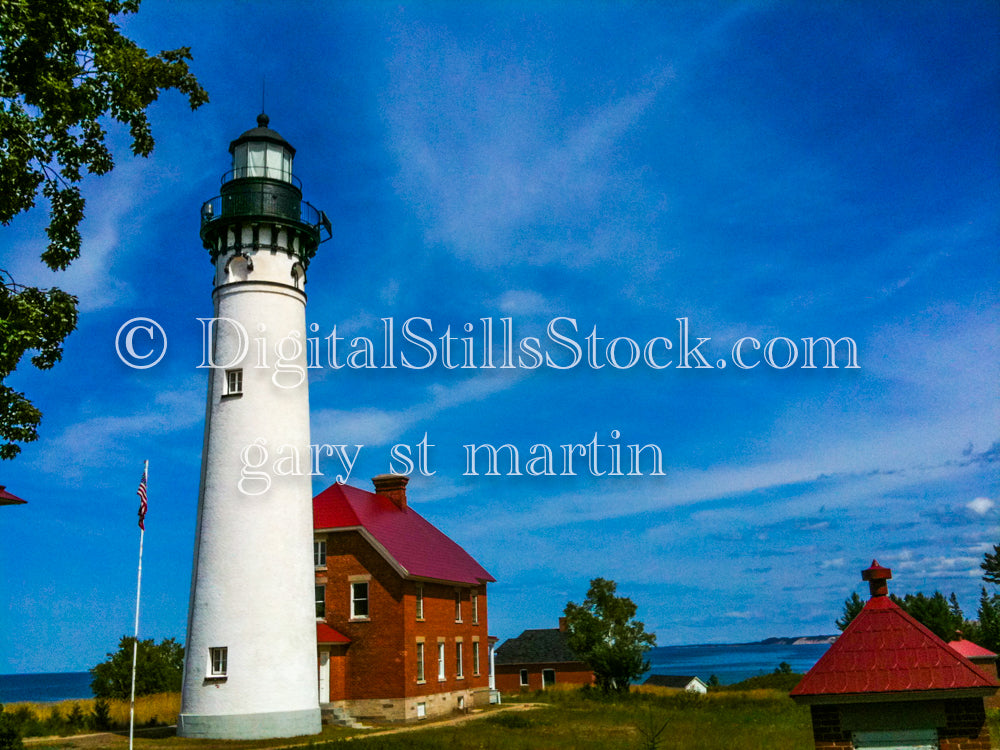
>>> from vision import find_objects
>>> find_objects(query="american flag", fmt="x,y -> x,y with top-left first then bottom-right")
137,466 -> 148,531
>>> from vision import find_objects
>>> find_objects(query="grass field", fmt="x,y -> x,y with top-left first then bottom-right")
7,687 -> 999,750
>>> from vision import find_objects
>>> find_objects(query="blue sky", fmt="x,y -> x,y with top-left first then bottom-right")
2,1 -> 998,673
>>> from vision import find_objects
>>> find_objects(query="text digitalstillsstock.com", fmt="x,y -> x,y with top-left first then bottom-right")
196,316 -> 860,388
236,432 -> 669,494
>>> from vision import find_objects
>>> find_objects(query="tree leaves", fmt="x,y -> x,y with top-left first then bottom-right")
0,0 -> 207,458
564,577 -> 657,695
89,636 -> 184,700
0,275 -> 78,458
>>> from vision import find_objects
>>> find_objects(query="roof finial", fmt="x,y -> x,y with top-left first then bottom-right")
861,559 -> 892,598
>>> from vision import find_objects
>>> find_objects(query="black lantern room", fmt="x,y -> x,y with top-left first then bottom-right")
200,113 -> 330,266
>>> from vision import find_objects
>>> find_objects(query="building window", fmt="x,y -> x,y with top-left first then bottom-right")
454,590 -> 462,622
473,642 -> 480,676
519,669 -> 528,687
437,642 -> 446,681
472,593 -> 479,625
543,669 -> 556,688
416,702 -> 426,719
209,647 -> 228,677
315,585 -> 325,619
351,581 -> 369,619
416,584 -> 424,620
225,369 -> 243,396
313,540 -> 326,568
416,642 -> 425,683
455,642 -> 464,678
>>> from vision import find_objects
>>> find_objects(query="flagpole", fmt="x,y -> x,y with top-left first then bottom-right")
129,460 -> 148,750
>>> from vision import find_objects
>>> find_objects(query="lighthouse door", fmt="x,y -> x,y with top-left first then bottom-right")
318,650 -> 330,703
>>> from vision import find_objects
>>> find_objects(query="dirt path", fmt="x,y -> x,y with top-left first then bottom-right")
310,702 -> 546,744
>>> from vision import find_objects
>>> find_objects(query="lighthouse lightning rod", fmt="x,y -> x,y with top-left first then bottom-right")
128,460 -> 148,750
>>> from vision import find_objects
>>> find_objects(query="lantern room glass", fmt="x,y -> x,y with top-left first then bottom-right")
232,142 -> 293,182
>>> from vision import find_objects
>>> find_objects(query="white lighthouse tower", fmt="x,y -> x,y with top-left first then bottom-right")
179,114 -> 330,739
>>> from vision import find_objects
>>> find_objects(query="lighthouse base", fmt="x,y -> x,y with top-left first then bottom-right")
177,708 -> 321,739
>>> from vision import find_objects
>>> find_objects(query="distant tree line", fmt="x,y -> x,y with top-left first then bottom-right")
837,543 -> 1000,652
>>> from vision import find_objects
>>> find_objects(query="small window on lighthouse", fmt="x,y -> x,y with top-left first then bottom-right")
225,369 -> 243,396
208,647 -> 228,678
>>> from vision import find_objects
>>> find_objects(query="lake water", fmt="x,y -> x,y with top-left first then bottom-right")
0,642 -> 831,702
0,672 -> 93,704
647,642 -> 832,685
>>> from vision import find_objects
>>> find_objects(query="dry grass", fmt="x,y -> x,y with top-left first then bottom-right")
7,693 -> 181,730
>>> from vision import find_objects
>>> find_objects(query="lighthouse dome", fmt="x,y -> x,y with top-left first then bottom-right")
229,112 -> 297,156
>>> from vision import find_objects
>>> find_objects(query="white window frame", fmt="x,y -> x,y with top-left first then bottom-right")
543,668 -> 556,688
455,641 -> 464,679
313,539 -> 326,568
454,590 -> 462,622
315,584 -> 325,619
351,581 -> 369,620
472,593 -> 479,625
208,646 -> 228,678
415,584 -> 424,620
437,642 -> 446,681
225,368 -> 243,396
519,669 -> 528,687
416,641 -> 425,683
473,641 -> 480,676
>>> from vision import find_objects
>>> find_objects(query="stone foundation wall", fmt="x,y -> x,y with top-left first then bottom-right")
339,687 -> 481,722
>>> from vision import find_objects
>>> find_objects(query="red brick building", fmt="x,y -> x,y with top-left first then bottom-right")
313,475 -> 495,722
791,561 -> 998,750
494,618 -> 595,692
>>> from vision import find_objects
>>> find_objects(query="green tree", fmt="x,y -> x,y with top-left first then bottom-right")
982,544 -> 1000,585
0,704 -> 24,750
891,592 -> 963,641
978,586 -> 1000,653
836,591 -> 865,631
89,636 -> 184,700
563,578 -> 656,696
0,0 -> 208,458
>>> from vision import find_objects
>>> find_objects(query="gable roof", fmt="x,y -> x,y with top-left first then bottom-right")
495,628 -> 584,665
644,674 -> 704,689
792,586 -> 997,702
313,482 -> 494,586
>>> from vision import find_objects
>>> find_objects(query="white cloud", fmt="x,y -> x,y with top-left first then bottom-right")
311,372 -> 522,447
496,290 -> 553,316
383,24 -> 670,268
33,377 -> 204,478
967,497 -> 995,515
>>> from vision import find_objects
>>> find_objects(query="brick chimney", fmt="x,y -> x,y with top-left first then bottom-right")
558,617 -> 568,632
861,559 -> 892,597
372,474 -> 409,511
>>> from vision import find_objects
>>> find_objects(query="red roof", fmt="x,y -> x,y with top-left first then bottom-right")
317,622 -> 350,644
949,639 -> 998,660
0,486 -> 26,505
313,483 -> 495,586
792,595 -> 997,699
